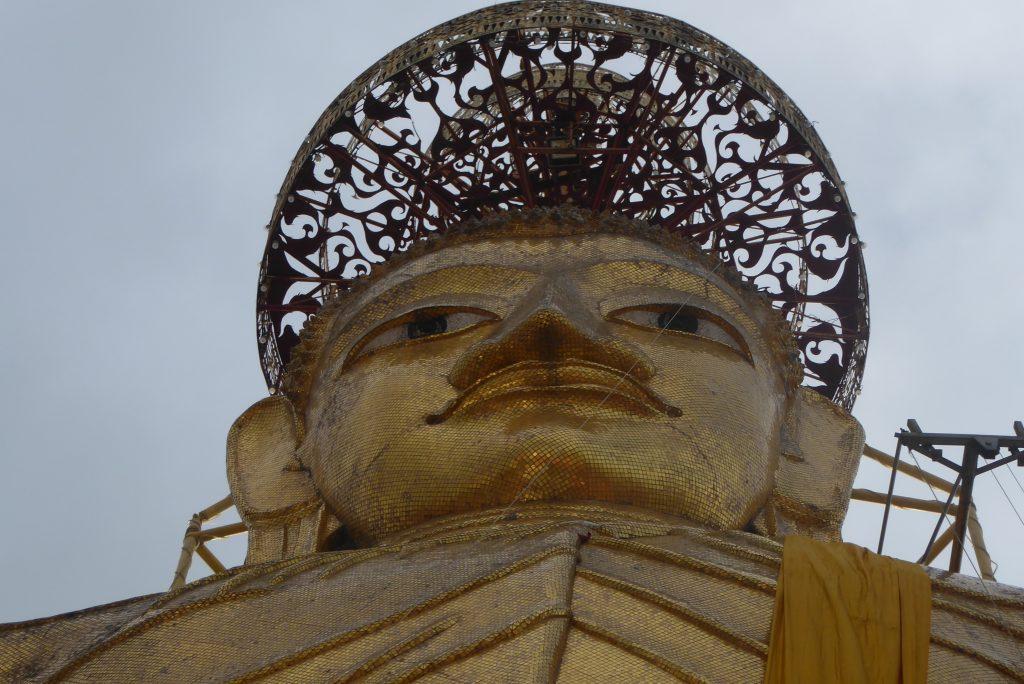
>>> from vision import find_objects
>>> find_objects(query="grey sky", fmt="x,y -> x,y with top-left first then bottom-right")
1,0 -> 1022,622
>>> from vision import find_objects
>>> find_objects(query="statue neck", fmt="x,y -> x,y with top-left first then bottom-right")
375,501 -> 714,547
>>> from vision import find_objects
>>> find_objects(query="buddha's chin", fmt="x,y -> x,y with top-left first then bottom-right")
333,427 -> 745,544
320,402 -> 775,542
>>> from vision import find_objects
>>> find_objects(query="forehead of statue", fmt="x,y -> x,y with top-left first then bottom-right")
316,233 -> 771,364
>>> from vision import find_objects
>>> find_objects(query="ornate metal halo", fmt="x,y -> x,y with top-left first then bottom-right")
257,0 -> 869,409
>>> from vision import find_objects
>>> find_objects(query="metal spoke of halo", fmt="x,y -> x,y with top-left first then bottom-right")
257,1 -> 869,409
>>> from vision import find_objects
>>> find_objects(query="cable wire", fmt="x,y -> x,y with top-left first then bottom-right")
991,469 -> 1024,530
1006,463 -> 1024,499
904,449 -> 992,597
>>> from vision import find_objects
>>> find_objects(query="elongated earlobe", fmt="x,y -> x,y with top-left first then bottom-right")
754,387 -> 865,541
227,395 -> 331,563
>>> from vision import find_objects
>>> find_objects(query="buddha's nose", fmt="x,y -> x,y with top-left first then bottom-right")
448,288 -> 654,391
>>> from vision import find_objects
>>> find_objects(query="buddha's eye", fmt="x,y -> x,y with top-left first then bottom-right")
406,315 -> 448,340
656,310 -> 698,333
345,306 -> 497,367
607,304 -> 751,361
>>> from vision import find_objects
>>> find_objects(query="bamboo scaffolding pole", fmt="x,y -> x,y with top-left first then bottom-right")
195,543 -> 228,575
860,446 -> 997,579
920,525 -> 955,565
169,494 -> 237,591
197,494 -> 234,521
967,504 -> 996,580
863,444 -> 955,493
194,522 -> 247,542
851,488 -> 959,515
170,516 -> 202,591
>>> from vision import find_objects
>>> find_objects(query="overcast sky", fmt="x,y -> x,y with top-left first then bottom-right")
1,0 -> 1022,622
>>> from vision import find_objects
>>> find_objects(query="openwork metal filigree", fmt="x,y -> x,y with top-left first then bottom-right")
257,0 -> 869,408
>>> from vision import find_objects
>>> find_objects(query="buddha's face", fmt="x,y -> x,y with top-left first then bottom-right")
299,231 -> 790,543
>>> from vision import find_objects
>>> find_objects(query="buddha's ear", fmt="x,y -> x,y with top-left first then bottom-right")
757,387 -> 865,541
227,395 -> 325,563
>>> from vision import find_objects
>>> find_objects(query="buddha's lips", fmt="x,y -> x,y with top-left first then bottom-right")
425,360 -> 682,424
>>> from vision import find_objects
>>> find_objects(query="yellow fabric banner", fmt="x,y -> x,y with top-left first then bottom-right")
765,535 -> 931,684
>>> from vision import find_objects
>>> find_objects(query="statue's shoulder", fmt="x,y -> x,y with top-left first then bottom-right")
5,522 -> 1023,682
0,554 -> 300,682
581,521 -> 1024,681
0,592 -> 158,682
0,530 -> 583,682
927,569 -> 1024,680
0,520 -> 780,682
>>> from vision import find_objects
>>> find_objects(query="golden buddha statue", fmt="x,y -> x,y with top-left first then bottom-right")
3,2 -> 1023,682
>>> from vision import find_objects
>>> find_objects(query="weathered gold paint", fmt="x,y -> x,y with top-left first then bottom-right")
3,505 -> 1022,681
2,213 -> 1022,682
301,231 -> 791,544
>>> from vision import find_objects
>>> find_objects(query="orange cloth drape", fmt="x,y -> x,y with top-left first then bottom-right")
765,535 -> 931,684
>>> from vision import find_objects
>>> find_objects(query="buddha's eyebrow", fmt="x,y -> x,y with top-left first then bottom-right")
360,263 -> 540,304
324,263 -> 538,340
574,259 -> 749,306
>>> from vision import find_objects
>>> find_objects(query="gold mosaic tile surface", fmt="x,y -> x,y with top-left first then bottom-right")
2,212 -> 1019,681
3,506 -> 1022,682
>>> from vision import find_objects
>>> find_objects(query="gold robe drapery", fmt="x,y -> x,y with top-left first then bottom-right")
2,505 -> 1020,682
766,536 -> 931,684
